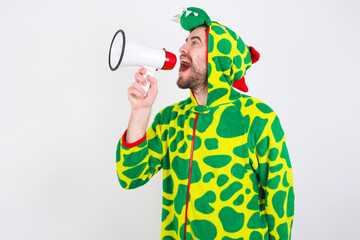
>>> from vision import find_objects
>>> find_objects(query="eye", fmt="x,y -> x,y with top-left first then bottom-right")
191,41 -> 198,46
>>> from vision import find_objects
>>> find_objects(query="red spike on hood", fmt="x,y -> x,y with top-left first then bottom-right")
233,77 -> 248,92
233,47 -> 259,92
249,46 -> 260,64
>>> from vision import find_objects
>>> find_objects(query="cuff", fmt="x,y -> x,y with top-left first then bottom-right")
121,129 -> 146,148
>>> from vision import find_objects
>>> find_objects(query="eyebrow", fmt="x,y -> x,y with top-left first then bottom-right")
185,36 -> 202,43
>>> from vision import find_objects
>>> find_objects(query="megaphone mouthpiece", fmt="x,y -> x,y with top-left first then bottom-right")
162,50 -> 177,70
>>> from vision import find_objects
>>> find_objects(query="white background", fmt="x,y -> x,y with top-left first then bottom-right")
1,0 -> 359,239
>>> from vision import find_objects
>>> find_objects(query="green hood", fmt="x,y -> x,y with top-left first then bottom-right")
177,7 -> 260,108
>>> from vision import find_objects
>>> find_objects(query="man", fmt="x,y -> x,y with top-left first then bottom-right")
116,7 -> 294,240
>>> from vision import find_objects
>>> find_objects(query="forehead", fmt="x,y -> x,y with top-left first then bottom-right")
187,26 -> 207,41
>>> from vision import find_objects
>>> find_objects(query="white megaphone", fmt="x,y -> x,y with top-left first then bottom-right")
108,29 -> 177,92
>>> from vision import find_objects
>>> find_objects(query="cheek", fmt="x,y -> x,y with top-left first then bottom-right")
193,50 -> 207,67
197,55 -> 208,69
201,48 -> 208,65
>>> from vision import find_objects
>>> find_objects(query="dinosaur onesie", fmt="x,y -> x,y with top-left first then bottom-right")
116,7 -> 295,240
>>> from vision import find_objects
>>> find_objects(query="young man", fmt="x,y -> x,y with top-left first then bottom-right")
117,7 -> 294,240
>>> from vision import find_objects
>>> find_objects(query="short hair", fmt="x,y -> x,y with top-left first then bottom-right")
190,24 -> 208,33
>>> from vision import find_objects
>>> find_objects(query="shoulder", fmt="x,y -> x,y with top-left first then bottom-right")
239,94 -> 287,144
159,97 -> 191,115
239,94 -> 278,121
155,97 -> 192,124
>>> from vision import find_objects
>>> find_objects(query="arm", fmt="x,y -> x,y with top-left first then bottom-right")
255,115 -> 295,239
125,68 -> 158,143
116,68 -> 163,189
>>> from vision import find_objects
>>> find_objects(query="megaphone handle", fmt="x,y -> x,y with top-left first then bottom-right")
142,67 -> 157,93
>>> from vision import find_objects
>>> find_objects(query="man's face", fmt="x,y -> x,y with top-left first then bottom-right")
177,26 -> 208,90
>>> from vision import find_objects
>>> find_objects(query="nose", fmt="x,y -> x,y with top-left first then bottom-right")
179,44 -> 188,54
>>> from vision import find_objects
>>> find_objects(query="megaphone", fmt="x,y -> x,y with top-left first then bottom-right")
108,29 -> 177,92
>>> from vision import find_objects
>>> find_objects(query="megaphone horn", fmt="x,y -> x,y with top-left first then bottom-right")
108,29 -> 177,92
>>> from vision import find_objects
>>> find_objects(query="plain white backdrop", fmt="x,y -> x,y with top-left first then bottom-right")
1,0 -> 359,239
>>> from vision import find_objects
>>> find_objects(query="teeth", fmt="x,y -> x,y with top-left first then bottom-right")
180,59 -> 190,65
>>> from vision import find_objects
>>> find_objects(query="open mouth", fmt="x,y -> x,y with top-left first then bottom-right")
180,58 -> 191,74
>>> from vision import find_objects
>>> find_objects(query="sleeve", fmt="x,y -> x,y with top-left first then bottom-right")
116,112 -> 165,190
255,114 -> 295,240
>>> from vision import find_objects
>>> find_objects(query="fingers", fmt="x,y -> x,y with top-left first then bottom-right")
128,68 -> 158,101
138,68 -> 147,75
135,72 -> 148,87
128,81 -> 146,99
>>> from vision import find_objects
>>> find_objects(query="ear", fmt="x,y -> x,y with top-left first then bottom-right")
249,46 -> 260,64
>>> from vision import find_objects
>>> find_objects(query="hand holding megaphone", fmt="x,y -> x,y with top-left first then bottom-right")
136,66 -> 156,93
108,29 -> 177,93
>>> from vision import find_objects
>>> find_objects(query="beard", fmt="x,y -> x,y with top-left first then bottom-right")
177,58 -> 207,91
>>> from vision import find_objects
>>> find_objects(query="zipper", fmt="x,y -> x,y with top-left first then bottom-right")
184,113 -> 199,240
